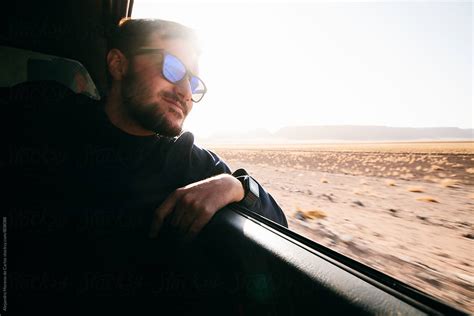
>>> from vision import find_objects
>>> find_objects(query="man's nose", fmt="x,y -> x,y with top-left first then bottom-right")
173,79 -> 192,102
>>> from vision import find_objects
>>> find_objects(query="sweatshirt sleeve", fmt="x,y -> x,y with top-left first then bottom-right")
165,132 -> 288,227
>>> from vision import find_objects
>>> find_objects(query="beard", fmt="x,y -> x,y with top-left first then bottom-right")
121,70 -> 185,137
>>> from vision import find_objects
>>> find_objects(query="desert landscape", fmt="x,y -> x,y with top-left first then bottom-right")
208,141 -> 474,314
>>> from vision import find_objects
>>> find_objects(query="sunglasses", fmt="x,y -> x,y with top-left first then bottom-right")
133,47 -> 207,103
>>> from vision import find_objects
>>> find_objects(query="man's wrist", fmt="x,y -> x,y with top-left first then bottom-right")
233,174 -> 260,207
231,175 -> 246,202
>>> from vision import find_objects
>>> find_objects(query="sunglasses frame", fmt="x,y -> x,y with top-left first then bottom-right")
132,47 -> 207,103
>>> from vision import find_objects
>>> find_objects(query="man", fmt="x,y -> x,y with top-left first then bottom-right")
102,18 -> 287,239
6,18 -> 286,313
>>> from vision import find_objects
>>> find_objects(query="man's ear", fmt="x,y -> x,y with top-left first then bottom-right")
107,49 -> 128,81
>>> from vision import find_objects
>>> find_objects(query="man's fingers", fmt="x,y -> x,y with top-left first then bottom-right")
170,192 -> 189,227
172,193 -> 198,230
185,210 -> 214,240
149,193 -> 179,238
177,208 -> 199,235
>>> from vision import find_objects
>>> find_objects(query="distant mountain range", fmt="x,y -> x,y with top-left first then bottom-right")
203,126 -> 473,142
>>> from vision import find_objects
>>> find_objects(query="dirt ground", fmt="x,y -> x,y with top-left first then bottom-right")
209,141 -> 474,314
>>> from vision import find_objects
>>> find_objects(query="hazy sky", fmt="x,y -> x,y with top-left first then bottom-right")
133,1 -> 472,138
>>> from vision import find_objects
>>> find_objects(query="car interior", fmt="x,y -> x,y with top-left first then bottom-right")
2,1 -> 468,315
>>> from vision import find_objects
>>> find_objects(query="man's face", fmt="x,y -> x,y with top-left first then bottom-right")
121,35 -> 198,137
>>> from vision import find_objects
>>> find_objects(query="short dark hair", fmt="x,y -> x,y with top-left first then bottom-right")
106,18 -> 200,88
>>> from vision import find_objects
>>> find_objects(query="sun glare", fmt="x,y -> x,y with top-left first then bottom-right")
132,1 -> 472,140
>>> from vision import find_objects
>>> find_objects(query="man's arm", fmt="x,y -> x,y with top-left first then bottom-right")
150,132 -> 288,239
149,173 -> 244,239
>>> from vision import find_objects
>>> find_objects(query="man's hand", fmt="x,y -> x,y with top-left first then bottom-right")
149,174 -> 245,240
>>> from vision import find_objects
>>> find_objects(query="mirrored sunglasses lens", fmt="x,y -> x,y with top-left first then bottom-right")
189,76 -> 200,93
163,54 -> 186,83
190,76 -> 206,102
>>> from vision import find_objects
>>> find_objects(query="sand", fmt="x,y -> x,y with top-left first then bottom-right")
209,141 -> 474,313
